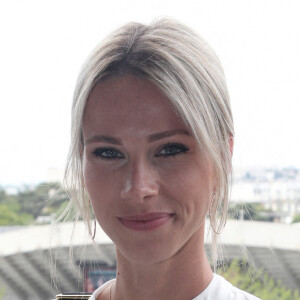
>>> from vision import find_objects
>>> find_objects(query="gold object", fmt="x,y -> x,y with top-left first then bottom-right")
55,293 -> 92,299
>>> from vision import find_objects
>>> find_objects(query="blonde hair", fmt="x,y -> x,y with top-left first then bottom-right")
63,17 -> 234,267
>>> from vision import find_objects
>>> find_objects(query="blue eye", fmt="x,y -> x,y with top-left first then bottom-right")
92,148 -> 124,160
156,143 -> 189,157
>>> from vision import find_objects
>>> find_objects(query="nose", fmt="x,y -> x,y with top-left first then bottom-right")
120,159 -> 159,202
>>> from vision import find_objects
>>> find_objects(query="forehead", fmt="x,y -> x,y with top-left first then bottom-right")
82,74 -> 187,137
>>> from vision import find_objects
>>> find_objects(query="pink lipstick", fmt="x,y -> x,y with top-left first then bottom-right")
118,212 -> 173,231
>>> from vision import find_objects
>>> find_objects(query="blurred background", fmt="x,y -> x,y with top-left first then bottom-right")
0,0 -> 299,299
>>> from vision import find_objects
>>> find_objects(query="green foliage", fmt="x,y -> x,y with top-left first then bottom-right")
0,285 -> 5,300
219,259 -> 300,300
292,214 -> 300,223
0,182 -> 68,226
0,204 -> 34,225
16,183 -> 67,218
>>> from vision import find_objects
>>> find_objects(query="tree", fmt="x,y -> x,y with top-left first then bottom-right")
16,182 -> 68,218
219,259 -> 300,300
292,214 -> 300,223
0,204 -> 34,225
0,182 -> 68,225
0,285 -> 5,300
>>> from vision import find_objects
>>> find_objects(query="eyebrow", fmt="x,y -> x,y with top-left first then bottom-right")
84,129 -> 190,145
148,129 -> 190,142
84,135 -> 122,145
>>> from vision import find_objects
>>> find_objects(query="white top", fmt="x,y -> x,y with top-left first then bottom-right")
88,273 -> 261,300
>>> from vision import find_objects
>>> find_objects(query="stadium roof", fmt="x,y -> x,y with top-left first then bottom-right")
0,220 -> 299,300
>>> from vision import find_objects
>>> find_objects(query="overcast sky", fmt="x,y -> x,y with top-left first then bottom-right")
1,0 -> 299,186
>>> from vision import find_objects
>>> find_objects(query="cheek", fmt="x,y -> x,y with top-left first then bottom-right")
164,162 -> 213,214
83,160 -> 113,209
164,161 -> 212,193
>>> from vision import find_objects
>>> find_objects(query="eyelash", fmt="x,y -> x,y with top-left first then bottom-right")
155,143 -> 189,158
92,148 -> 124,161
92,143 -> 189,161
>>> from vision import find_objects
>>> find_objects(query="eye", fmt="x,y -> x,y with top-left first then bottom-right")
92,148 -> 125,160
156,143 -> 189,158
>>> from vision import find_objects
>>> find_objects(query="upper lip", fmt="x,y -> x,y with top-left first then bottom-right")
119,212 -> 173,221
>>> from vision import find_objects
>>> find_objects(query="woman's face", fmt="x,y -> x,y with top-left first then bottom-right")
82,74 -> 215,265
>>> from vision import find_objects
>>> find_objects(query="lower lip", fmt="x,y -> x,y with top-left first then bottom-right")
119,215 -> 173,231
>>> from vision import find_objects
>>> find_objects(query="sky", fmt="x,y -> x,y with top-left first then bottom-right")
0,0 -> 300,187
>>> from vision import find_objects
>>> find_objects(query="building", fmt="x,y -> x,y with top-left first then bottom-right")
231,167 -> 300,222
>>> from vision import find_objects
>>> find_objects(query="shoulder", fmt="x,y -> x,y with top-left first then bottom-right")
193,274 -> 261,300
88,279 -> 114,300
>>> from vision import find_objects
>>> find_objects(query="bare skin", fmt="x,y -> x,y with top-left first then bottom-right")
82,74 -> 214,300
112,226 -> 212,300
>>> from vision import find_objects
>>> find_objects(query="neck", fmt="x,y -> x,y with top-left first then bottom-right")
111,228 -> 213,300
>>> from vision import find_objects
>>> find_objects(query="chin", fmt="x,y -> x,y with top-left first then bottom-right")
116,241 -> 177,266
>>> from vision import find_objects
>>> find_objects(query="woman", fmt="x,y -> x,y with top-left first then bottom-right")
64,18 -> 260,300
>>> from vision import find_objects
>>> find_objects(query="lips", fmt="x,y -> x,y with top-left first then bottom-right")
118,212 -> 173,231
